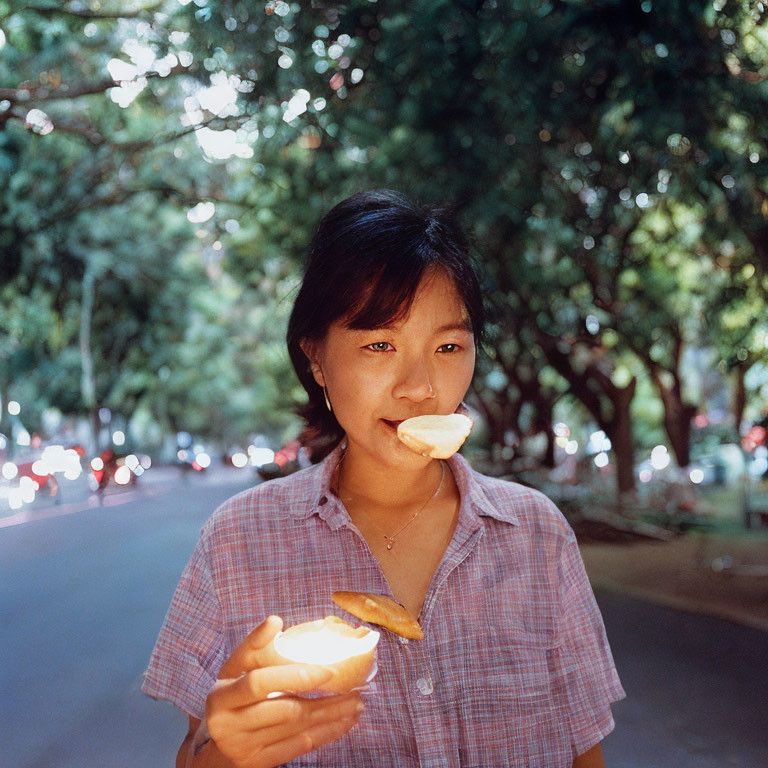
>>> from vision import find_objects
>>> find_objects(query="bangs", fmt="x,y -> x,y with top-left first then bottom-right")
342,250 -> 436,331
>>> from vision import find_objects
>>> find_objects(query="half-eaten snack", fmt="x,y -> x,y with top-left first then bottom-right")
397,413 -> 473,459
261,615 -> 379,694
333,591 -> 424,640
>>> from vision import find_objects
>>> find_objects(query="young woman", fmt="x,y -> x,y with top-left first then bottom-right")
143,189 -> 625,767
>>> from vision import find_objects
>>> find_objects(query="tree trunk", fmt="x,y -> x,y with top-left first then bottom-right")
649,368 -> 698,468
0,374 -> 6,433
602,379 -> 637,508
537,331 -> 638,502
635,334 -> 698,469
469,384 -> 523,467
532,396 -> 555,468
80,261 -> 99,455
732,361 -> 749,443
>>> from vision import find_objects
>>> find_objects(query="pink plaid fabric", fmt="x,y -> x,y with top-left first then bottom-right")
143,442 -> 625,767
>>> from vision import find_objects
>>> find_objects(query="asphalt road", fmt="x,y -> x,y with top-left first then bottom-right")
1,472 -> 766,768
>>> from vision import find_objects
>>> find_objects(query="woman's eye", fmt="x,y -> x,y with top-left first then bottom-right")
438,343 -> 460,353
367,342 -> 393,352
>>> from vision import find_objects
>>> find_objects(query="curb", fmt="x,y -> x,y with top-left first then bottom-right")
590,576 -> 768,634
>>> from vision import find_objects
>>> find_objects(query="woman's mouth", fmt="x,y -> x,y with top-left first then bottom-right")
381,419 -> 404,431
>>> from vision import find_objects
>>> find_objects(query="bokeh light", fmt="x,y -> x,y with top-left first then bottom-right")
650,445 -> 671,470
114,465 -> 132,485
232,452 -> 248,468
249,447 -> 275,467
125,454 -> 139,471
689,469 -> 704,484
19,476 -> 36,503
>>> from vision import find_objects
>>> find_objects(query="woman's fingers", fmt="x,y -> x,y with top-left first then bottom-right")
206,616 -> 368,768
215,663 -> 335,709
218,615 -> 283,679
254,713 -> 361,768
241,692 -> 363,732
207,687 -> 363,766
240,697 -> 361,751
206,679 -> 364,767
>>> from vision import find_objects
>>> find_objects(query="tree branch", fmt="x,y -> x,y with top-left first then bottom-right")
3,2 -> 163,21
114,113 -> 250,153
5,110 -> 107,145
535,330 -> 607,428
0,65 -> 191,104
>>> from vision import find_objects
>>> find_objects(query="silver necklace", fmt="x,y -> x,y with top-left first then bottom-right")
334,454 -> 446,551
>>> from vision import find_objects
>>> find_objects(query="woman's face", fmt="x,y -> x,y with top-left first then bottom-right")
305,269 -> 476,469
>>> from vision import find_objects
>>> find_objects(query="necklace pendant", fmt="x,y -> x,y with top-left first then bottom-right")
385,538 -> 393,550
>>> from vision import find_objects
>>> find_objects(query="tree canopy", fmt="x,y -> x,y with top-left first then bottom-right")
1,0 -> 766,496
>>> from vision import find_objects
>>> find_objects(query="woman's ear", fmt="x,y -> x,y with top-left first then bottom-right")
299,339 -> 326,387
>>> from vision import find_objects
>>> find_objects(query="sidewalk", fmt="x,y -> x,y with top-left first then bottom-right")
579,530 -> 768,633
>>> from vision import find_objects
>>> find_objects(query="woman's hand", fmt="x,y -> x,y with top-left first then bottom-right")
202,616 -> 364,768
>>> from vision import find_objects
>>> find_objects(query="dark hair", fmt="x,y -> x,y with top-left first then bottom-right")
287,189 -> 486,460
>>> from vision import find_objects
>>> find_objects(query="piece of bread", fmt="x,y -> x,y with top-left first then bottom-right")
397,413 -> 473,459
333,591 -> 424,640
261,615 -> 379,694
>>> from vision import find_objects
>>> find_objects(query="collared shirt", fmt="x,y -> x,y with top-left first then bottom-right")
142,443 -> 625,767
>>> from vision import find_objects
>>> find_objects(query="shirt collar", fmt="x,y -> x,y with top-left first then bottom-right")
288,440 -> 347,521
448,452 -> 519,526
288,439 -> 518,527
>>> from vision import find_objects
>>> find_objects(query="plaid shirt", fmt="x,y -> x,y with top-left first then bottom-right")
143,443 -> 625,767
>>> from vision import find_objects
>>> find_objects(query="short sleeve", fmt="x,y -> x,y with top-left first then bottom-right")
553,532 -> 626,757
141,529 -> 229,719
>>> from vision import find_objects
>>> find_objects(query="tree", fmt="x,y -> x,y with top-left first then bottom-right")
2,0 -> 766,498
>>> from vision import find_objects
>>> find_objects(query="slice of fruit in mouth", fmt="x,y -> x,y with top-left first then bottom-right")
333,591 -> 424,640
397,413 -> 473,459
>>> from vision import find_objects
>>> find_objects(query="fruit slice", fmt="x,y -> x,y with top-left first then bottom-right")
397,413 -> 473,459
333,591 -> 424,640
262,616 -> 379,694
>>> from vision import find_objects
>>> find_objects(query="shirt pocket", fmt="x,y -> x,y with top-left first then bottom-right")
474,631 -> 571,766
490,630 -> 552,703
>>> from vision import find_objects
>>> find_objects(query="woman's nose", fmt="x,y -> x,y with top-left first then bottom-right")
392,358 -> 436,401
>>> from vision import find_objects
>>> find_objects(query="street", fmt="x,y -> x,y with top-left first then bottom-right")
1,471 -> 766,768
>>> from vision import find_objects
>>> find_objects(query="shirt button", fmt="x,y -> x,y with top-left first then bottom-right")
416,676 -> 434,696
398,636 -> 409,646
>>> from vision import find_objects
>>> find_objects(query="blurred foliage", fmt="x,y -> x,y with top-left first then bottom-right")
1,0 -> 767,487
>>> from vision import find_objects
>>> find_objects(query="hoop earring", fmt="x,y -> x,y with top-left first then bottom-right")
323,387 -> 332,412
